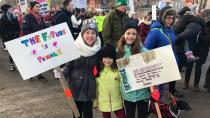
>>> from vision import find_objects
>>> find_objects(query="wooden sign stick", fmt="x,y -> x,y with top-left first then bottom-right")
150,87 -> 162,118
55,67 -> 80,118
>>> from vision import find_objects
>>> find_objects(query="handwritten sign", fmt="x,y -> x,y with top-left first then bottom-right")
116,45 -> 181,93
35,0 -> 49,14
5,23 -> 80,80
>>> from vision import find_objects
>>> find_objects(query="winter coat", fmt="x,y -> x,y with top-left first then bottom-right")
1,13 -> 20,41
120,45 -> 151,102
194,20 -> 210,64
144,21 -> 178,63
22,13 -> 45,35
102,9 -> 128,47
55,8 -> 74,35
63,34 -> 101,102
94,67 -> 123,112
138,20 -> 151,43
175,16 -> 205,46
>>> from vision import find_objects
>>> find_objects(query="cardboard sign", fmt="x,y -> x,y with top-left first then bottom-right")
116,45 -> 181,93
5,23 -> 80,80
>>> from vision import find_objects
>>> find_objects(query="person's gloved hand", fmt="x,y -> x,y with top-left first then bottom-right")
151,89 -> 160,102
53,69 -> 61,79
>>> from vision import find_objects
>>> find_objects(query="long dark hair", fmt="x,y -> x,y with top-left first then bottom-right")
95,57 -> 118,77
116,33 -> 143,59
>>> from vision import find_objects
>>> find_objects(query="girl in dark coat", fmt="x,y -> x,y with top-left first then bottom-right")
1,4 -> 20,71
63,19 -> 101,118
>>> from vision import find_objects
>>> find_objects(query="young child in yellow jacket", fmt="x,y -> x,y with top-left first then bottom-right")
93,45 -> 125,118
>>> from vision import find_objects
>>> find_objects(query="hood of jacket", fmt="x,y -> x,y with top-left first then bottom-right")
190,16 -> 205,29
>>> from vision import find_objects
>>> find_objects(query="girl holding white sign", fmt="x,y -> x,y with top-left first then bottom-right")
116,19 -> 159,118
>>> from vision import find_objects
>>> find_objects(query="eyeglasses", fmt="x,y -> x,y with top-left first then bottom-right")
166,16 -> 174,20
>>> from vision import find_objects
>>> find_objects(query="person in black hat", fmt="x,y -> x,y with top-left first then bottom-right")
93,45 -> 126,118
22,1 -> 47,82
0,4 -> 20,70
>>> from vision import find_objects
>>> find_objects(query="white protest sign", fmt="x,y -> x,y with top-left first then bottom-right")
116,45 -> 181,93
5,23 -> 80,80
152,5 -> 157,21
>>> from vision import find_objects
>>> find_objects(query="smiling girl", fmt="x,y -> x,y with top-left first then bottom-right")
63,19 -> 101,118
116,19 -> 151,118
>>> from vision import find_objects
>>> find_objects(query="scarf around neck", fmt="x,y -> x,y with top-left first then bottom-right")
75,33 -> 101,57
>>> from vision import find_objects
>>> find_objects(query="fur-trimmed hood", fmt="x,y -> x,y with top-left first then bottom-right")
158,6 -> 176,26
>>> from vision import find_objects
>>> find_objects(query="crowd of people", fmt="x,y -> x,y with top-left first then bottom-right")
1,0 -> 210,118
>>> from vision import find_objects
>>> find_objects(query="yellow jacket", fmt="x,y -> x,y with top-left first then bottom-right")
94,67 -> 124,112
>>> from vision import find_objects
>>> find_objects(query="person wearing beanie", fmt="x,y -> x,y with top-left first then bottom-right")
102,0 -> 128,47
22,1 -> 47,81
63,18 -> 101,118
0,4 -> 20,71
93,45 -> 125,118
116,19 -> 154,118
144,6 -> 180,117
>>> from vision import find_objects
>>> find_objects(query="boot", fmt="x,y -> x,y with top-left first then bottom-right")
183,78 -> 190,89
183,83 -> 189,89
193,84 -> 199,92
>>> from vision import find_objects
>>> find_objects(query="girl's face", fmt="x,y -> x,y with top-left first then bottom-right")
124,28 -> 137,45
102,57 -> 113,67
83,29 -> 97,46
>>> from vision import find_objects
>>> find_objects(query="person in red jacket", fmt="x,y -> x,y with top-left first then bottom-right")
138,11 -> 152,44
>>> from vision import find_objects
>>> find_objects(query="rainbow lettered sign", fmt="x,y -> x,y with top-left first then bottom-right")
116,45 -> 181,93
5,23 -> 80,80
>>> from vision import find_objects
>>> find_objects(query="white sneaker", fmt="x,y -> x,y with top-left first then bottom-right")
4,48 -> 7,51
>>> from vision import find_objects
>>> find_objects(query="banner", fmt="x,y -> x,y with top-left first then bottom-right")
19,0 -> 28,13
116,45 -> 181,93
35,0 -> 49,14
5,23 -> 80,80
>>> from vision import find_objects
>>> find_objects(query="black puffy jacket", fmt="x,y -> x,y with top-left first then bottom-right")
63,52 -> 101,102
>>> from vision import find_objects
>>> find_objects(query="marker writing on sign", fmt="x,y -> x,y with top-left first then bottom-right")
21,29 -> 66,47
